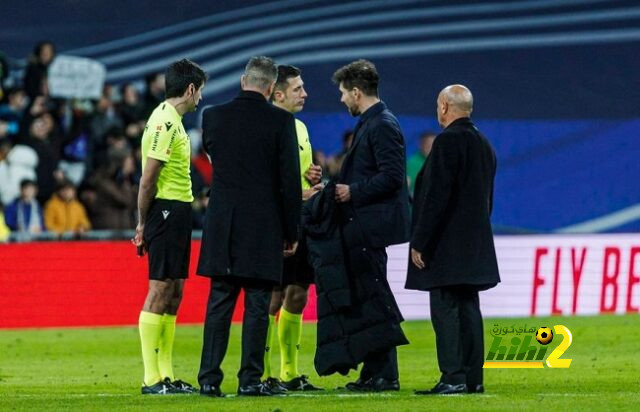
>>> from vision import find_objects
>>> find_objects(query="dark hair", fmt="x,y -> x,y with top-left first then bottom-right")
271,65 -> 301,100
6,87 -> 25,98
32,41 -> 55,64
145,72 -> 162,87
0,138 -> 11,151
243,56 -> 277,90
56,179 -> 75,191
20,179 -> 37,189
164,59 -> 208,99
120,82 -> 135,94
332,59 -> 379,97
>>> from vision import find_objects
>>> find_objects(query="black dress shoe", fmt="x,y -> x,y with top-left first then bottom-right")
200,384 -> 224,397
415,382 -> 467,395
237,382 -> 277,396
346,378 -> 399,392
345,378 -> 367,391
370,378 -> 400,392
467,384 -> 485,394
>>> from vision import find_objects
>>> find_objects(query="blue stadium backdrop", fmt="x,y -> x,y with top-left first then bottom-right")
2,0 -> 639,233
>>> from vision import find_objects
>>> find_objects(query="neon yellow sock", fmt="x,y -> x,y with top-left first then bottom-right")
279,308 -> 302,381
158,314 -> 177,381
138,311 -> 163,386
263,314 -> 277,379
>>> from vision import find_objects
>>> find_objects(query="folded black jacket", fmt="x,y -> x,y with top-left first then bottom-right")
303,182 -> 409,376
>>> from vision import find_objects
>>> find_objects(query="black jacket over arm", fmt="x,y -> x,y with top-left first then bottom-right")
197,90 -> 301,284
303,182 -> 408,376
406,117 -> 500,291
339,102 -> 410,248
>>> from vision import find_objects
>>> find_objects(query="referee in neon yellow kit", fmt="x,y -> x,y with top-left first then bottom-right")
133,59 -> 207,395
262,64 -> 324,392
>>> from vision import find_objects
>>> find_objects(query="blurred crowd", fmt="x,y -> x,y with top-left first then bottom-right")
0,42 -> 432,242
0,41 -> 170,240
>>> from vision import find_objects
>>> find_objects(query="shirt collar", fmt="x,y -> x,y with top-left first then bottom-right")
359,101 -> 386,124
162,101 -> 182,120
444,117 -> 473,130
236,90 -> 267,102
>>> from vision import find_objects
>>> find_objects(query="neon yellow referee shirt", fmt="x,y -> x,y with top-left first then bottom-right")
141,102 -> 194,202
295,119 -> 313,190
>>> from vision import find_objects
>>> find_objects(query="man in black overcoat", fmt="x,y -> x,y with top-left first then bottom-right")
407,84 -> 500,395
332,59 -> 410,392
196,56 -> 302,397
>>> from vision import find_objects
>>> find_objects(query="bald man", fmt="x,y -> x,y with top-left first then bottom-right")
405,85 -> 500,395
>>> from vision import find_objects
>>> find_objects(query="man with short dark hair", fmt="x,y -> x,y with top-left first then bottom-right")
197,56 -> 302,397
4,179 -> 44,234
133,58 -> 207,395
331,59 -> 410,392
262,65 -> 323,393
143,72 -> 166,119
0,87 -> 28,141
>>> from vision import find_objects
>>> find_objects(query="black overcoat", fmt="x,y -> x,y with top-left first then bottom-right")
406,117 -> 500,291
197,90 -> 301,283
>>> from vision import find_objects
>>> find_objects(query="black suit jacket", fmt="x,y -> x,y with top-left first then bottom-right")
339,101 -> 410,248
196,90 -> 302,284
406,117 -> 500,291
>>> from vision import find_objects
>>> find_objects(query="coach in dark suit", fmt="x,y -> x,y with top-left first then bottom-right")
332,59 -> 410,392
197,56 -> 301,397
407,85 -> 500,395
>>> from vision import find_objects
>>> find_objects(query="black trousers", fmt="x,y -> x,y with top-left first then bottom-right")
358,248 -> 399,381
360,346 -> 398,381
429,286 -> 484,386
198,278 -> 271,387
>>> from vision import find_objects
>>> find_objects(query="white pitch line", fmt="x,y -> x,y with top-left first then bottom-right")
535,393 -> 599,397
7,394 -> 135,398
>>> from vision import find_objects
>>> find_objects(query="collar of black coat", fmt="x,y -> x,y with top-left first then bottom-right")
236,90 -> 267,102
444,117 -> 473,130
358,101 -> 386,123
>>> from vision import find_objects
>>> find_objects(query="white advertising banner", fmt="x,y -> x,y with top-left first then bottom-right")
48,55 -> 106,99
387,234 -> 640,319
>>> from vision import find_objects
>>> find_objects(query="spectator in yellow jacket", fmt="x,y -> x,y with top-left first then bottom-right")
44,180 -> 91,235
0,205 -> 10,242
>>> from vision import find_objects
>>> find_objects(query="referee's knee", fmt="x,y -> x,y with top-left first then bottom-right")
143,280 -> 177,313
284,287 -> 308,313
166,295 -> 183,314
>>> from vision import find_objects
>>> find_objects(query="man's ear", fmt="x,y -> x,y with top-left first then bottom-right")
352,87 -> 361,101
441,100 -> 448,115
266,81 -> 275,98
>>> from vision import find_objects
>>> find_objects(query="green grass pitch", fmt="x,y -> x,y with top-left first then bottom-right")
0,315 -> 638,411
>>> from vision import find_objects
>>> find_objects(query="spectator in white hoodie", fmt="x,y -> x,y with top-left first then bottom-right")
0,138 -> 39,204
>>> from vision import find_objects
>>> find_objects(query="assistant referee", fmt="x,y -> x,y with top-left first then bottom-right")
133,59 -> 207,395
